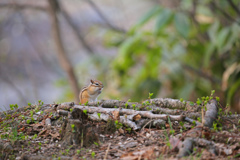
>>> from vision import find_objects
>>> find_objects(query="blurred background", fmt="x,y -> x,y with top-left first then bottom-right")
0,0 -> 239,112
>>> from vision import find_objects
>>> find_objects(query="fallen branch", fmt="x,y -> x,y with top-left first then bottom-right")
119,116 -> 140,130
194,138 -> 236,156
88,99 -> 201,116
88,112 -> 110,122
89,99 -> 198,110
177,99 -> 219,157
104,143 -> 111,160
184,117 -> 201,126
145,98 -> 198,110
57,102 -> 75,110
86,112 -> 140,130
73,105 -> 184,121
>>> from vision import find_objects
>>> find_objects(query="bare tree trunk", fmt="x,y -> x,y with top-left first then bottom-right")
48,0 -> 79,103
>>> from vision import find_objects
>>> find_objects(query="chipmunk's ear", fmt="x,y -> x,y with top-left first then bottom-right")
90,79 -> 94,84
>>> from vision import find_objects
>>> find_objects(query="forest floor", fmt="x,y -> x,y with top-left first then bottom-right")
0,99 -> 240,160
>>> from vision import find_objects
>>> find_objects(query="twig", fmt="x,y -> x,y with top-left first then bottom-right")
85,0 -> 125,33
184,117 -> 201,126
58,1 -> 95,55
227,0 -> 240,16
0,3 -> 46,11
210,1 -> 240,25
182,64 -> 221,84
0,73 -> 27,104
104,143 -> 111,160
48,0 -> 80,103
141,120 -> 153,131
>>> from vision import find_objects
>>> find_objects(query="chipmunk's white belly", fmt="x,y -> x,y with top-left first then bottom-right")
89,94 -> 99,102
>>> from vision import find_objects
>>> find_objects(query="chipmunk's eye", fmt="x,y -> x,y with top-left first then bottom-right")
95,83 -> 99,86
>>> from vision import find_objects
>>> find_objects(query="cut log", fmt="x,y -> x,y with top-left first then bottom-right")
60,108 -> 99,147
60,119 -> 99,147
203,99 -> 218,128
177,138 -> 194,158
57,110 -> 69,116
45,118 -> 51,128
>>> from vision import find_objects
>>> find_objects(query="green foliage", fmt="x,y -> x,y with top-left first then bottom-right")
91,151 -> 95,158
148,93 -> 154,99
26,119 -> 31,124
192,121 -> 196,128
83,110 -> 87,115
38,142 -> 42,149
97,113 -> 101,119
71,124 -> 75,132
115,120 -> 123,129
189,102 -> 194,106
168,116 -> 175,135
9,104 -> 18,110
132,104 -> 136,110
38,100 -> 43,106
32,134 -> 37,140
125,102 -> 128,109
105,0 -> 240,106
76,149 -> 81,155
174,13 -> 190,38
84,101 -> 88,106
94,142 -> 99,146
126,127 -> 131,133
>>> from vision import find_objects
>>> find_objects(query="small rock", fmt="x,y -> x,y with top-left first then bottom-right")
153,119 -> 166,128
118,128 -> 124,135
227,137 -> 233,144
122,141 -> 138,149
16,156 -> 21,160
33,115 -> 38,120
36,112 -> 41,115
126,137 -> 133,141
146,133 -> 151,138
99,134 -> 105,138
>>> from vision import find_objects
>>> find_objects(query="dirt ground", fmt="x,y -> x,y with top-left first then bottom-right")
0,100 -> 239,160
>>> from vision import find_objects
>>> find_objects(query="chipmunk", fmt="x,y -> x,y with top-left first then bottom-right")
79,79 -> 104,104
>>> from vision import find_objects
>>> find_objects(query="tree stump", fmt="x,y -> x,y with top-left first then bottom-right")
60,108 -> 99,147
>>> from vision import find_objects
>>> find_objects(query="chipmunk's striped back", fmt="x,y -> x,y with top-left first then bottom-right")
79,79 -> 104,104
